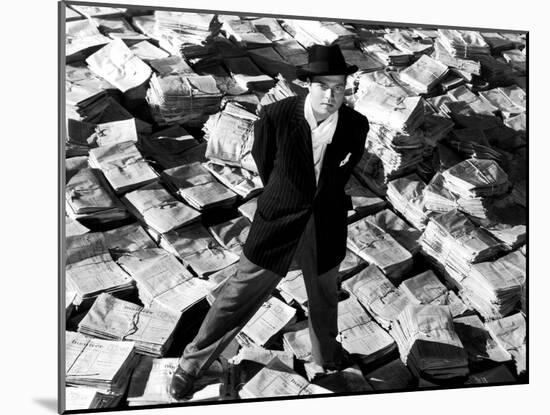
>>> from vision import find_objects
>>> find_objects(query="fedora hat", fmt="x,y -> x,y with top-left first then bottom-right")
296,44 -> 357,81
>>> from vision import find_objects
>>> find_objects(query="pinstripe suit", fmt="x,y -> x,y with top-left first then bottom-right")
243,95 -> 369,276
178,95 -> 369,376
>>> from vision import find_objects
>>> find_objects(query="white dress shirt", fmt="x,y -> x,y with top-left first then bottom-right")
303,93 -> 339,185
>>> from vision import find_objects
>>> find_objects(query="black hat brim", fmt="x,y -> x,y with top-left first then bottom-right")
296,64 -> 358,81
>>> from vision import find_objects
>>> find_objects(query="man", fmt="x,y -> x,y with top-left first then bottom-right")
170,44 -> 369,399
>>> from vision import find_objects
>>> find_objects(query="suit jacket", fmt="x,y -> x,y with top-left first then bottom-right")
242,95 -> 369,276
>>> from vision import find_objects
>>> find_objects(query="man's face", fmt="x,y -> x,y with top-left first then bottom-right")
307,74 -> 347,119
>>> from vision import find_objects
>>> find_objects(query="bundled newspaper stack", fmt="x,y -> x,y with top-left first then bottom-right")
222,19 -> 272,49
383,30 -> 434,58
347,217 -> 413,283
354,72 -> 425,134
453,314 -> 511,366
78,293 -> 181,357
345,175 -> 387,222
259,74 -> 302,107
502,49 -> 526,74
130,40 -> 171,62
138,125 -> 200,170
386,174 -> 429,230
208,216 -> 251,255
89,141 -> 159,194
117,249 -> 213,313
420,210 -> 505,287
66,224 -> 156,265
153,12 -> 220,61
65,167 -> 129,224
203,160 -> 263,199
341,48 -> 386,73
66,19 -> 111,62
122,182 -> 201,234
367,209 -> 422,255
92,17 -> 148,43
478,85 -> 526,118
337,296 -> 396,363
223,56 -> 275,91
203,102 -> 259,170
399,54 -> 449,94
162,162 -> 238,210
251,17 -> 291,42
86,39 -> 152,92
390,305 -> 469,380
239,358 -> 331,398
272,38 -> 309,66
460,250 -> 525,320
237,297 -> 297,348
66,253 -> 135,305
485,312 -> 526,374
358,35 -> 412,67
159,222 -> 240,277
342,264 -> 412,329
281,19 -> 356,49
399,270 -> 471,317
441,158 -> 509,199
438,29 -> 491,60
66,331 -> 139,395
147,73 -> 222,126
433,39 -> 481,80
66,62 -> 116,118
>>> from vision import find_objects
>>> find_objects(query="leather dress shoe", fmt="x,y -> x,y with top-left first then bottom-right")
170,366 -> 196,400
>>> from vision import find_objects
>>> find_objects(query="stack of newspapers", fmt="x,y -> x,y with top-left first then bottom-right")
66,253 -> 135,305
390,304 -> 469,380
337,296 -> 396,362
399,54 -> 449,94
437,29 -> 491,59
89,141 -> 159,194
222,19 -> 272,49
460,250 -> 525,320
153,12 -> 220,61
86,39 -> 152,92
485,312 -> 526,374
162,162 -> 238,210
367,209 -> 422,255
239,358 -> 331,398
66,331 -> 139,395
78,293 -> 181,357
399,270 -> 471,318
347,217 -> 413,283
147,73 -> 222,126
122,182 -> 201,234
203,102 -> 259,170
385,173 -> 429,230
117,248 -> 213,313
441,158 -> 509,199
342,265 -> 412,329
65,167 -> 129,224
203,160 -> 263,199
159,223 -> 240,277
208,216 -> 251,255
358,35 -> 412,67
420,210 -> 505,287
384,29 -> 434,58
66,19 -> 111,62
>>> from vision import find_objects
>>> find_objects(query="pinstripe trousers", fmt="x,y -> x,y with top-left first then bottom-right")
178,214 -> 341,376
